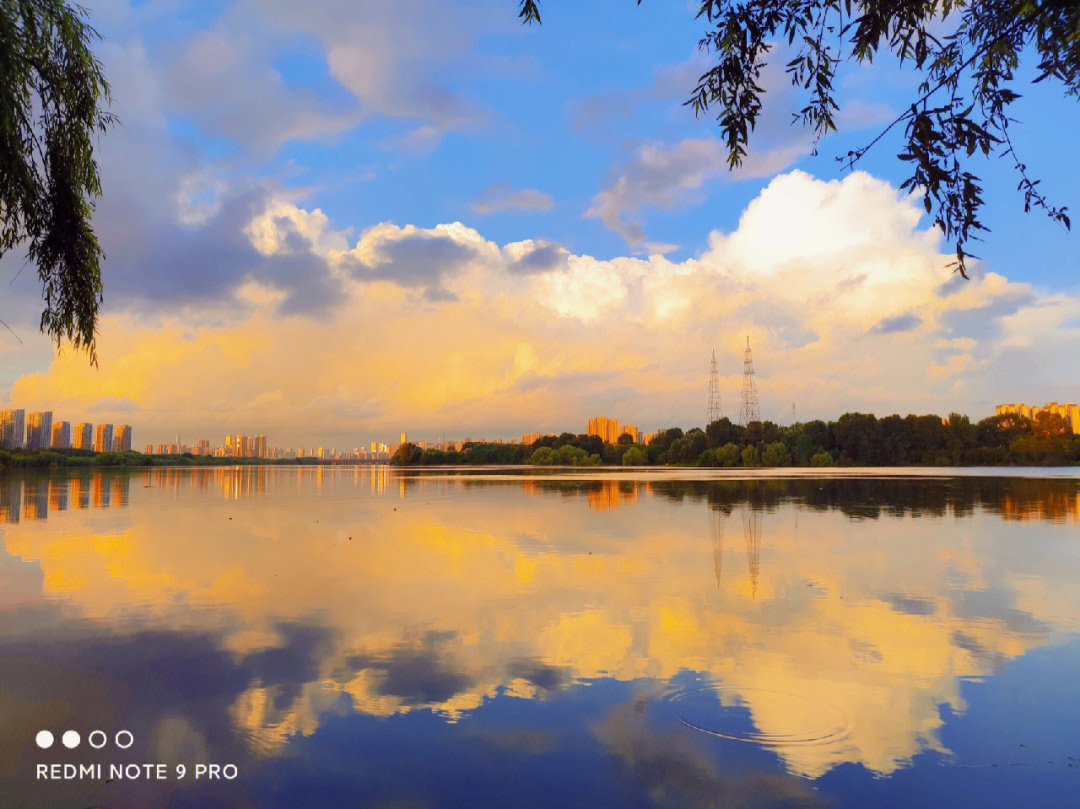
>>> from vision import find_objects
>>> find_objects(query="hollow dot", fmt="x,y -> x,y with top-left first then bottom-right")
35,730 -> 54,749
88,730 -> 107,750
115,730 -> 134,750
61,730 -> 80,749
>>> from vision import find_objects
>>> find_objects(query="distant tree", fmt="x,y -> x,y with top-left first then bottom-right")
740,444 -> 760,467
717,442 -> 741,467
1033,411 -> 1070,438
519,1 -> 1077,276
706,417 -> 740,448
390,442 -> 422,465
622,445 -> 647,465
793,432 -> 815,463
529,446 -> 556,465
762,441 -> 790,467
1,0 -> 115,360
680,428 -> 708,464
809,451 -> 835,467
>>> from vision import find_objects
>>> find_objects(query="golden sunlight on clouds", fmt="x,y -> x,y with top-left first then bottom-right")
6,170 -> 1078,440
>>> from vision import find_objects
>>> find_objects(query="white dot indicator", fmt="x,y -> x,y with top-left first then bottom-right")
88,730 -> 107,750
35,730 -> 54,749
115,730 -> 134,749
61,730 -> 80,749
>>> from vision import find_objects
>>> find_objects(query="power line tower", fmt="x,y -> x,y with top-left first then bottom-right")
706,350 -> 722,426
739,335 -> 759,425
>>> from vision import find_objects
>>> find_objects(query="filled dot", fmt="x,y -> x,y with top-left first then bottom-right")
61,730 -> 80,749
35,730 -> 54,749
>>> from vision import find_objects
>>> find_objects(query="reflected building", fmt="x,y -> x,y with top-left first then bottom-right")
70,476 -> 91,509
112,475 -> 130,507
586,481 -> 640,511
91,474 -> 110,507
48,479 -> 69,511
0,478 -> 21,523
22,479 -> 48,520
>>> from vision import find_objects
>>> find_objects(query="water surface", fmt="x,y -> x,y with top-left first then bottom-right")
2,467 -> 1078,808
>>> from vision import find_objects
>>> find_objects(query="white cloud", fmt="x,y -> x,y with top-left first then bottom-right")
585,137 -> 807,248
470,183 -> 555,214
8,170 -> 1080,442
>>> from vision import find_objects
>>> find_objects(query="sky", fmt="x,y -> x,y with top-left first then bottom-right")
1,0 -> 1079,448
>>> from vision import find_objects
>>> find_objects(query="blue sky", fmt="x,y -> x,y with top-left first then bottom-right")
1,0 -> 1078,447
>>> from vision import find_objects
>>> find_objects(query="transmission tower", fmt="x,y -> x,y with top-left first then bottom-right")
739,335 -> 759,425
706,350 -> 722,426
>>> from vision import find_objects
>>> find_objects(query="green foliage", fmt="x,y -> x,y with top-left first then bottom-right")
717,442 -> 741,467
762,441 -> 790,467
519,0 -> 1078,277
1,0 -> 114,359
392,409 -> 1077,468
529,446 -> 556,465
390,442 -> 422,465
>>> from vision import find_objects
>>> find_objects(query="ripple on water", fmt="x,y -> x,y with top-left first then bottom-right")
665,683 -> 854,751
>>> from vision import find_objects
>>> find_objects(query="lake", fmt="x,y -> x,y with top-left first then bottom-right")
2,466 -> 1078,808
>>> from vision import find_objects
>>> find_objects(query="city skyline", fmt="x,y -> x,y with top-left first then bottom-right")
0,3 -> 1077,448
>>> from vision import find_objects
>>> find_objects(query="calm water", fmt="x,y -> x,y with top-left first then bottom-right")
2,466 -> 1079,808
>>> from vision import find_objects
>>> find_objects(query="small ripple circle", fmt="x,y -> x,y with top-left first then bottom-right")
35,730 -> 54,749
61,730 -> 80,749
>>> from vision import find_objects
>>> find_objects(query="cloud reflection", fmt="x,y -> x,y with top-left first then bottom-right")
1,469 -> 1078,781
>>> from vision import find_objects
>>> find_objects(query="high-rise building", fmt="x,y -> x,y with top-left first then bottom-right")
50,421 -> 71,449
143,444 -> 153,454
621,424 -> 640,443
254,435 -> 266,459
0,409 -> 25,449
93,423 -> 114,453
25,412 -> 53,449
73,422 -> 93,450
521,433 -> 542,445
997,402 -> 1080,434
587,417 -> 621,444
114,425 -> 132,452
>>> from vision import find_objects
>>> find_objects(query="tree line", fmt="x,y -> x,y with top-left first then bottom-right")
392,411 -> 1080,467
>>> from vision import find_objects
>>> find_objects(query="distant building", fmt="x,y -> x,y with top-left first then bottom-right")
254,435 -> 266,459
51,421 -> 71,449
587,417 -> 621,444
25,412 -> 53,449
0,409 -> 25,449
997,402 -> 1080,434
114,425 -> 132,452
143,444 -> 153,454
73,423 -> 93,450
93,424 -> 113,453
620,424 -> 640,443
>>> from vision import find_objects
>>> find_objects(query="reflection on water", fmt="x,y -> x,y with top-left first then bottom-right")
1,467 -> 1078,808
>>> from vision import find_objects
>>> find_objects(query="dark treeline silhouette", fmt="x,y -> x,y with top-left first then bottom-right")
517,477 -> 1080,523
392,412 -> 1080,468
